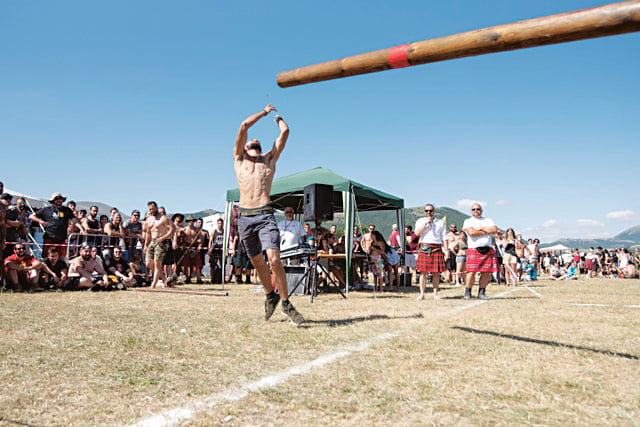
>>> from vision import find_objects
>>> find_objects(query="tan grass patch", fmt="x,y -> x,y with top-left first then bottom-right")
1,279 -> 638,426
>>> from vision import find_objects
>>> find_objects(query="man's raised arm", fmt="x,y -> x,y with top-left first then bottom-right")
233,104 -> 277,160
271,115 -> 289,163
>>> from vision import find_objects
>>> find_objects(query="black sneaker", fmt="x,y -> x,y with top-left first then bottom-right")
464,288 -> 472,300
478,288 -> 489,300
264,292 -> 281,321
282,302 -> 305,326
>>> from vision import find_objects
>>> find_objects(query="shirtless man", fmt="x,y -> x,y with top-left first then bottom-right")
178,216 -> 203,284
360,224 -> 376,281
67,244 -> 109,290
143,201 -> 174,288
515,234 -> 527,280
233,104 -> 304,325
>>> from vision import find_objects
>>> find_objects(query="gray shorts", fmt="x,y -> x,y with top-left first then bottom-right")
237,212 -> 280,259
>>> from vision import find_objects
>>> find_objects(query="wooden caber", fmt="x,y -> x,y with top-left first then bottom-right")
277,1 -> 640,88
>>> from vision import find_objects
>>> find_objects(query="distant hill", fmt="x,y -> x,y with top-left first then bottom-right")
614,225 -> 640,242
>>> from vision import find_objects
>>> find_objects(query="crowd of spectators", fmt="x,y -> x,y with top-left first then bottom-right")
1,181 -> 639,293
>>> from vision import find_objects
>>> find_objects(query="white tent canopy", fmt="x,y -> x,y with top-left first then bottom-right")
540,243 -> 570,252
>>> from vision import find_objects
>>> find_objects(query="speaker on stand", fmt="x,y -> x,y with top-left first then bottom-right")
303,184 -> 334,222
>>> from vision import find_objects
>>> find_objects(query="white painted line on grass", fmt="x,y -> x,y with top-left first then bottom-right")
565,303 -> 640,308
523,285 -> 543,298
131,287 -> 521,427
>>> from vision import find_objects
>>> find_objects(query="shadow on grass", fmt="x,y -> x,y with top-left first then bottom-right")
437,295 -> 539,301
452,326 -> 639,360
0,416 -> 44,427
303,313 -> 423,328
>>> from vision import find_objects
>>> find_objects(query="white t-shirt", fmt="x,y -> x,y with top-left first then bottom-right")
416,217 -> 447,244
462,216 -> 496,249
277,219 -> 302,250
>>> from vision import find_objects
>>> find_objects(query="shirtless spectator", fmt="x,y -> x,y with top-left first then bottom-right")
4,243 -> 43,291
39,247 -> 68,290
143,201 -> 174,288
104,247 -> 135,288
515,234 -> 527,280
527,238 -> 540,274
178,216 -> 203,284
167,213 -> 184,282
67,244 -> 109,291
123,209 -> 143,262
360,224 -> 376,281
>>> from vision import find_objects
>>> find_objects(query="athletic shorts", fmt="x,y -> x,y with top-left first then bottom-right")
237,212 -> 280,259
456,255 -> 467,263
147,240 -> 169,262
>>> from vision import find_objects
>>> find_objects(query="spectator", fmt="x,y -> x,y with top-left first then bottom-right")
82,206 -> 103,248
387,224 -> 401,249
178,216 -> 203,284
4,243 -> 43,292
123,209 -> 143,262
196,217 -> 209,280
129,250 -> 149,287
39,247 -> 68,290
66,200 -> 77,213
104,247 -> 135,288
104,212 -> 126,257
208,218 -> 225,283
29,192 -> 74,259
462,203 -> 499,300
415,204 -> 449,300
1,193 -> 19,258
278,207 -> 302,250
67,244 -> 109,291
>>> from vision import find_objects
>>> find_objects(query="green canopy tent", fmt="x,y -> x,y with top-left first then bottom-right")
223,167 -> 405,294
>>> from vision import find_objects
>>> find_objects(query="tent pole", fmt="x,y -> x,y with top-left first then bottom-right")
222,201 -> 233,288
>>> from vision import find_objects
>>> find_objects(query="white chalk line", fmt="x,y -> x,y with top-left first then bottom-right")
565,303 -> 640,308
131,287 -> 521,427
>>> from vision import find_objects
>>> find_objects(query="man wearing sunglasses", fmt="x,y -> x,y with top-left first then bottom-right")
4,244 -> 43,291
462,203 -> 499,300
415,204 -> 449,300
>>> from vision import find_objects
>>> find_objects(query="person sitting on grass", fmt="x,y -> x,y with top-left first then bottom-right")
129,250 -> 150,287
548,261 -> 565,281
524,261 -> 537,281
39,247 -> 69,290
67,244 -> 109,291
4,244 -> 43,292
104,247 -> 136,289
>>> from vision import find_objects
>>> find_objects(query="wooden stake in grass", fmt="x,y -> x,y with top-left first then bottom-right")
276,1 -> 640,88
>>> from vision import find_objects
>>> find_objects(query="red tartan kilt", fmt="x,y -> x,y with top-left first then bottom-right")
466,248 -> 498,273
416,246 -> 446,273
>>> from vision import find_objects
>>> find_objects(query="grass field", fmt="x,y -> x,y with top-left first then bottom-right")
1,278 -> 639,426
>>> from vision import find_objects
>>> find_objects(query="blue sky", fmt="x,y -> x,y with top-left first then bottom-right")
2,0 -> 639,242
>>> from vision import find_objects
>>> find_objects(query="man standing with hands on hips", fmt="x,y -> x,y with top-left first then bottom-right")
415,204 -> 449,300
462,203 -> 498,300
233,104 -> 304,325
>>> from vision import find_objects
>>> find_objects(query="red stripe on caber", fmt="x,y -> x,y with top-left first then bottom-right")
388,44 -> 411,68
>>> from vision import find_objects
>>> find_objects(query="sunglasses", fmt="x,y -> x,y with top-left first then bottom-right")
424,210 -> 434,213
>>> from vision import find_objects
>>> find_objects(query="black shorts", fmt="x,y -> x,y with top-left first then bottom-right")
446,256 -> 456,270
237,212 -> 280,259
64,277 -> 81,291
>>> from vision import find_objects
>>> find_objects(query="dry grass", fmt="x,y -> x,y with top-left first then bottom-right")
1,278 -> 639,426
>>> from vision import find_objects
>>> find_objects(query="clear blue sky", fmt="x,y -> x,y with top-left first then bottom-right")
2,0 -> 639,243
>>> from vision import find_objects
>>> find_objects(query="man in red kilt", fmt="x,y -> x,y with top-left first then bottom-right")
462,203 -> 499,300
415,204 -> 449,300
